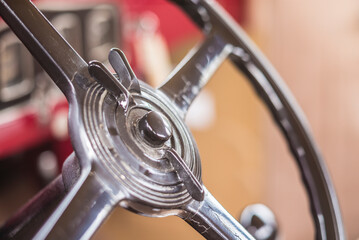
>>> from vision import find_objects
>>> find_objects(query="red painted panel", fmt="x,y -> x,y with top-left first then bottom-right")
0,110 -> 51,158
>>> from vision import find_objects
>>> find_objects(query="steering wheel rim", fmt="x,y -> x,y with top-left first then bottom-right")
0,0 -> 345,239
164,1 -> 345,239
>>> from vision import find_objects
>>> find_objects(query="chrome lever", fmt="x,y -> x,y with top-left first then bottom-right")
88,60 -> 133,111
165,148 -> 204,201
109,48 -> 141,93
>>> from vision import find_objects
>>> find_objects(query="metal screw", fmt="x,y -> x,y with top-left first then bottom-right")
138,111 -> 172,146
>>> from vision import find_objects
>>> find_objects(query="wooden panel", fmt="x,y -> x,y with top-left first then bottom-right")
249,0 -> 359,238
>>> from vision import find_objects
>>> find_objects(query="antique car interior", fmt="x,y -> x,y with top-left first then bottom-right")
0,0 -> 354,239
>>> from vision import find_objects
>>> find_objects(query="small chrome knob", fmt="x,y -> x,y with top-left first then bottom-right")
239,204 -> 278,240
138,111 -> 172,146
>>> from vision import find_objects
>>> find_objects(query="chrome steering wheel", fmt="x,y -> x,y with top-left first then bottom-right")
0,0 -> 345,239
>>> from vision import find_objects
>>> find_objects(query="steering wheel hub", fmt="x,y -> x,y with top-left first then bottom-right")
82,80 -> 202,209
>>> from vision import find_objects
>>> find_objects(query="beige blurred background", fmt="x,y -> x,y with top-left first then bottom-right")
249,0 -> 359,239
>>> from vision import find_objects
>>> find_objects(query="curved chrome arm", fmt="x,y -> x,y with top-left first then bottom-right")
180,187 -> 254,240
161,0 -> 345,239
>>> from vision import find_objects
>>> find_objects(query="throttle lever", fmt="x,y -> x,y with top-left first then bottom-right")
109,48 -> 141,93
88,60 -> 133,111
165,148 -> 204,201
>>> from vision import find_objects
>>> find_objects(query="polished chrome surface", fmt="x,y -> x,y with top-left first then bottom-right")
165,148 -> 204,201
182,187 -> 255,240
159,34 -> 231,118
138,111 -> 173,145
239,204 -> 278,240
109,48 -> 141,93
0,0 -> 345,239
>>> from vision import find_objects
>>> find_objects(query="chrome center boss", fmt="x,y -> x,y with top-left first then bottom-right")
84,49 -> 203,210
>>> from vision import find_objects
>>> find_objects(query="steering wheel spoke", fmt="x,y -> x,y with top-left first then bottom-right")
34,163 -> 124,239
159,34 -> 231,118
181,187 -> 254,240
0,0 -> 90,100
